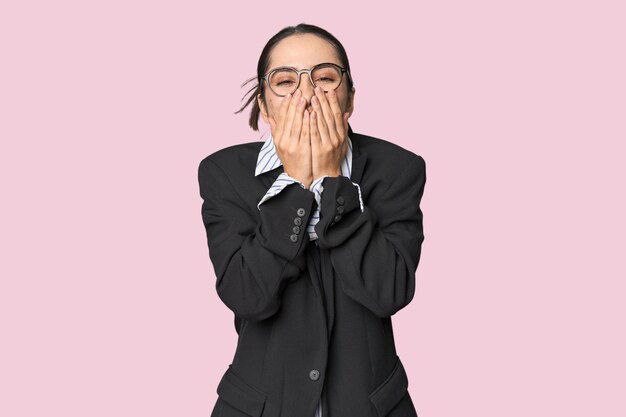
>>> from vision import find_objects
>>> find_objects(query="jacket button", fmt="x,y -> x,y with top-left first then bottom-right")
297,208 -> 306,217
292,226 -> 300,234
309,369 -> 320,381
290,234 -> 298,242
294,217 -> 302,226
336,196 -> 344,205
334,214 -> 342,222
337,205 -> 345,214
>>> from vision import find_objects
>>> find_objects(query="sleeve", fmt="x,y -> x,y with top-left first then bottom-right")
309,175 -> 364,213
198,157 -> 317,321
257,172 -> 306,210
314,154 -> 427,317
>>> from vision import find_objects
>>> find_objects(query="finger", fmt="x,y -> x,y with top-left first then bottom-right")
272,94 -> 291,152
283,90 -> 302,142
313,86 -> 337,144
291,93 -> 306,143
301,109 -> 310,145
326,89 -> 346,140
276,94 -> 293,137
311,98 -> 331,145
310,110 -> 321,149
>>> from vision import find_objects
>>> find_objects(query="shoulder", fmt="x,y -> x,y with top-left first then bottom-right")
198,140 -> 264,178
352,131 -> 425,171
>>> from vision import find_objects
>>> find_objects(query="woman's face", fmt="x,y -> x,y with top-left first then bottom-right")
257,33 -> 355,127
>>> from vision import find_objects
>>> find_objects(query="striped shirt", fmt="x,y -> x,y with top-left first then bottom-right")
255,130 -> 364,241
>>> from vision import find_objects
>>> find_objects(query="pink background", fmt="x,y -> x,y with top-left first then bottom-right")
1,1 -> 625,416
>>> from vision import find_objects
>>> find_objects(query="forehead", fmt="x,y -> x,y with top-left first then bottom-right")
267,33 -> 341,70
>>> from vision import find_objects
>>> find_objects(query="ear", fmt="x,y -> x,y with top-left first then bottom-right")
346,87 -> 355,118
257,93 -> 269,124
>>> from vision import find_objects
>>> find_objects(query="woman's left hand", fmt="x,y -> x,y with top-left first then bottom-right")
310,86 -> 350,179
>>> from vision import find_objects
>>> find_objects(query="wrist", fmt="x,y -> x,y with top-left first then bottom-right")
314,169 -> 341,178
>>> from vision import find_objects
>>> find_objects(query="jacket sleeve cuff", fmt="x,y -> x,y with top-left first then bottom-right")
314,175 -> 364,248
309,175 -> 363,213
258,181 -> 316,260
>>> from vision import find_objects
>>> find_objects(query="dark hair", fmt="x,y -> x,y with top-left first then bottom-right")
234,23 -> 355,131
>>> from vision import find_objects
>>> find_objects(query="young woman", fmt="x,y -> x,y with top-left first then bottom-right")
198,23 -> 426,417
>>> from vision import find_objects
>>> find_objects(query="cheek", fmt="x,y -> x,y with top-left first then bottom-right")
267,97 -> 282,116
337,95 -> 349,112
337,88 -> 351,111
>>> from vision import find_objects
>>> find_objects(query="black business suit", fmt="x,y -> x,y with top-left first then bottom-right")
197,125 -> 427,417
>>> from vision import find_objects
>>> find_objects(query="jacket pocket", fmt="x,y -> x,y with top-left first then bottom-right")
217,365 -> 267,417
368,355 -> 409,417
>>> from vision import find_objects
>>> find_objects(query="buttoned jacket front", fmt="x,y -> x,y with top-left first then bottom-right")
197,125 -> 427,417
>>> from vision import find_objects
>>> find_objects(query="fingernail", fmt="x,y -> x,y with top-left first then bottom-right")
312,96 -> 317,105
286,93 -> 291,99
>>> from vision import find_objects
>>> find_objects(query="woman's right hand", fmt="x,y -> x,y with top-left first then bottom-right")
268,89 -> 313,189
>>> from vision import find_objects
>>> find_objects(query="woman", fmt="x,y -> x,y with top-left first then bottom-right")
198,23 -> 426,417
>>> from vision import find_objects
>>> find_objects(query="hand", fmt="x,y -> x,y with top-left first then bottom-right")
268,89 -> 313,188
309,86 -> 350,180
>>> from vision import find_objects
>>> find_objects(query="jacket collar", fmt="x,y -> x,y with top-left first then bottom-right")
348,125 -> 367,185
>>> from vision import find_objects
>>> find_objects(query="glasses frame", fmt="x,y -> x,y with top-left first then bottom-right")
261,62 -> 352,97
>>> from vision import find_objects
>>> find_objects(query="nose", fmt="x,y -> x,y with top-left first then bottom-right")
297,73 -> 315,110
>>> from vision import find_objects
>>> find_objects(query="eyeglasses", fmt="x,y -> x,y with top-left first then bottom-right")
261,62 -> 351,97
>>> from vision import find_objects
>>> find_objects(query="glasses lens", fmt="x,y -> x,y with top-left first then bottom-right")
269,69 -> 298,96
312,64 -> 342,91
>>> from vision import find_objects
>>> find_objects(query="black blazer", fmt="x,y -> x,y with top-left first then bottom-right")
198,125 -> 426,417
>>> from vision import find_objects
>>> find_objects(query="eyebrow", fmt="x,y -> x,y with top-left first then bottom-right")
268,62 -> 340,71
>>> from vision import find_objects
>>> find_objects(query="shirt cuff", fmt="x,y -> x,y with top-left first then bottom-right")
308,175 -> 328,209
257,172 -> 305,210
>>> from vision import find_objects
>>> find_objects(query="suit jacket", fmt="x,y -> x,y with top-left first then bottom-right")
197,125 -> 427,417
